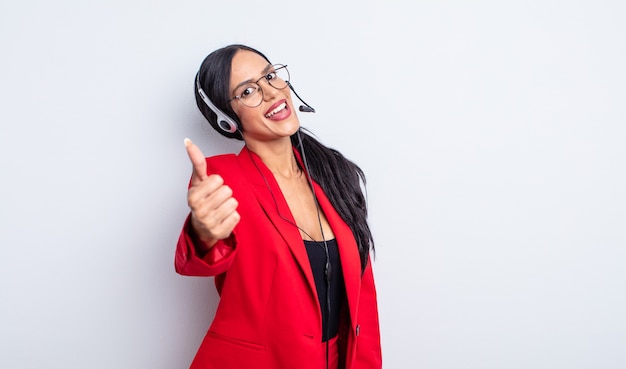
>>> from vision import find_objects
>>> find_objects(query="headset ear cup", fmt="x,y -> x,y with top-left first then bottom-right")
196,72 -> 241,136
218,117 -> 238,133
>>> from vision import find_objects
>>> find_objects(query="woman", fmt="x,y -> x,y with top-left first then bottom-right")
175,44 -> 382,369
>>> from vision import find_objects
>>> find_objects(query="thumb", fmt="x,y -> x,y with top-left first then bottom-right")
184,138 -> 207,184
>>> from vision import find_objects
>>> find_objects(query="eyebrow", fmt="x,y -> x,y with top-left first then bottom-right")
231,64 -> 273,95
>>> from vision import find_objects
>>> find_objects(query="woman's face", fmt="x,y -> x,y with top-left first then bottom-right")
228,50 -> 300,145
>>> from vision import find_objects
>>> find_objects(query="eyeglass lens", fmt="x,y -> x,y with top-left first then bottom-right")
234,65 -> 290,107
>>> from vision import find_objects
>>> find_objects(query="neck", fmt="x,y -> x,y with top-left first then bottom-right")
245,137 -> 300,179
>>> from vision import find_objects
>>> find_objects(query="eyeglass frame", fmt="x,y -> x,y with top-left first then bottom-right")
228,64 -> 290,108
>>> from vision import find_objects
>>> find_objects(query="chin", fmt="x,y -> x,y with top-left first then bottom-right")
277,117 -> 301,136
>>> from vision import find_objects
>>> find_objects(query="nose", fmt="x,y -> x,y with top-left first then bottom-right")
260,79 -> 279,101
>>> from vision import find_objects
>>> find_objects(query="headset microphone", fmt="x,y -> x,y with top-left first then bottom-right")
288,81 -> 316,114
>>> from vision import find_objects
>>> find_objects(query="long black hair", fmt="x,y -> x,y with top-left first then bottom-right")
195,44 -> 374,273
292,130 -> 374,272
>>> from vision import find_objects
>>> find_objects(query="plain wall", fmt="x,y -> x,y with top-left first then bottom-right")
1,1 -> 625,368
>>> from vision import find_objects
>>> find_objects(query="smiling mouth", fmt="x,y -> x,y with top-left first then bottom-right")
265,102 -> 287,118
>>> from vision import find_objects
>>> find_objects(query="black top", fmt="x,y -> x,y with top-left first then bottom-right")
303,238 -> 345,342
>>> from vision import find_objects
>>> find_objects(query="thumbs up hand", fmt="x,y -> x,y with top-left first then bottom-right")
184,138 -> 240,250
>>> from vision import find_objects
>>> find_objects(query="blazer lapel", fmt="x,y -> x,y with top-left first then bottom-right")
236,147 -> 318,298
311,180 -> 361,332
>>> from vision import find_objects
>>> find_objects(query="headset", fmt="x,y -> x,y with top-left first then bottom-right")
196,68 -> 330,366
195,57 -> 339,367
195,71 -> 316,137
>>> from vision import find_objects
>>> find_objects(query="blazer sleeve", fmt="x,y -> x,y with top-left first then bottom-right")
354,257 -> 383,368
174,214 -> 237,276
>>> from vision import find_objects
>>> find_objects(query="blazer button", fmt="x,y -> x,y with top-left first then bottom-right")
356,325 -> 360,336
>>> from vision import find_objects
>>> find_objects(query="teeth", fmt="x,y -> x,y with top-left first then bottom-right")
265,102 -> 286,118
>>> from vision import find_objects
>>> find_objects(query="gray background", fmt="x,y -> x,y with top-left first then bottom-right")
1,0 -> 625,368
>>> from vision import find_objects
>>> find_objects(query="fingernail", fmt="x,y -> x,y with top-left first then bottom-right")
184,138 -> 192,147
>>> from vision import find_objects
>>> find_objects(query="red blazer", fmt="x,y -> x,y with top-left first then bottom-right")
175,147 -> 382,369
